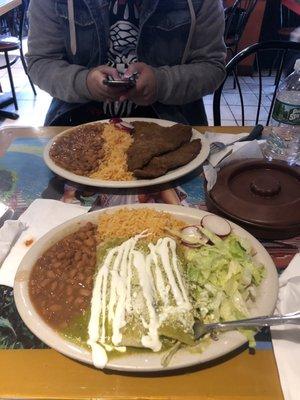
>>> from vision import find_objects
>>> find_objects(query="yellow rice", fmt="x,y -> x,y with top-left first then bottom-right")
98,208 -> 185,243
90,124 -> 134,181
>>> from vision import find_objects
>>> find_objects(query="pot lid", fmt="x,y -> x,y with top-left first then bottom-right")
209,159 -> 300,229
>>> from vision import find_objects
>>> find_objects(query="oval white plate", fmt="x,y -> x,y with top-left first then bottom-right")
14,204 -> 278,372
43,118 -> 210,188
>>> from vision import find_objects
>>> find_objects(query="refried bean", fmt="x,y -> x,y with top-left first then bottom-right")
29,222 -> 98,329
49,124 -> 104,176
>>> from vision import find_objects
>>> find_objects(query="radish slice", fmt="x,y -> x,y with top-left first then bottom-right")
180,226 -> 208,247
201,215 -> 231,237
115,122 -> 134,132
109,118 -> 134,132
109,118 -> 122,124
120,121 -> 134,131
164,226 -> 208,247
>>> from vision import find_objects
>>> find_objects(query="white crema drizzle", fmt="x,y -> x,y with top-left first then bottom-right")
88,233 -> 192,369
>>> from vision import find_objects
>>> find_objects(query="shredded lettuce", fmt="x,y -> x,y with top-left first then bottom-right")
186,232 -> 265,345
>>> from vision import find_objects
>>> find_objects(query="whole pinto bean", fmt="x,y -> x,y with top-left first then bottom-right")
74,252 -> 81,262
77,272 -> 84,282
49,304 -> 62,312
79,288 -> 91,297
84,237 -> 94,247
50,281 -> 58,291
56,252 -> 65,261
47,270 -> 56,279
81,253 -> 90,265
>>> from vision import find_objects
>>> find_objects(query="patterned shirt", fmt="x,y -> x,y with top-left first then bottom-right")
104,0 -> 141,116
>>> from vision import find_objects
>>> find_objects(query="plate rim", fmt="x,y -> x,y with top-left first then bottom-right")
14,204 -> 279,372
43,118 -> 210,188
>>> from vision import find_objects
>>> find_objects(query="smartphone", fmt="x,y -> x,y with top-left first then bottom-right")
103,79 -> 136,89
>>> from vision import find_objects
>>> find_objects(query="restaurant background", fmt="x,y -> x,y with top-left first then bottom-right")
0,1 -> 299,399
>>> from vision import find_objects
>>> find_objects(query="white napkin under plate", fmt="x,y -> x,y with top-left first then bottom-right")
271,253 -> 300,400
0,199 -> 88,287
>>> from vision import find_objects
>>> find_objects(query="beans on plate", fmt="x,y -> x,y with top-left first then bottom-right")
49,124 -> 104,176
29,222 -> 98,329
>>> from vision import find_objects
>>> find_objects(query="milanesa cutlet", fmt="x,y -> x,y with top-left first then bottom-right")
127,122 -> 192,171
133,139 -> 202,179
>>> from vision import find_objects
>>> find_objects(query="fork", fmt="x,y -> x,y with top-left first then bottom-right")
210,124 -> 264,155
193,311 -> 300,340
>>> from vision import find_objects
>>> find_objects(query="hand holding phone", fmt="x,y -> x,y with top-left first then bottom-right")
102,79 -> 135,89
87,65 -> 128,102
103,73 -> 138,90
119,63 -> 157,106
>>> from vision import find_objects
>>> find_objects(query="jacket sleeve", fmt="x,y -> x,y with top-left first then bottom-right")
27,0 -> 93,103
153,0 -> 226,105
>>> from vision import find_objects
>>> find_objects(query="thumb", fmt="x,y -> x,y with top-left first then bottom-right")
123,62 -> 143,78
100,66 -> 120,80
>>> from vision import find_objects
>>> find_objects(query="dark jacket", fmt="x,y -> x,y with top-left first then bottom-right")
27,0 -> 226,125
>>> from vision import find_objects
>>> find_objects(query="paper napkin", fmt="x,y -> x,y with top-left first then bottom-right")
205,131 -> 249,167
271,253 -> 300,400
0,199 -> 88,287
203,139 -> 264,191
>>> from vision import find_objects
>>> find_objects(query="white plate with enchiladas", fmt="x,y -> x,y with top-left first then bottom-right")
14,204 -> 278,372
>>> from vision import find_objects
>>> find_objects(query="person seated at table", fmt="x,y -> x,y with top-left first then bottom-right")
26,0 -> 226,126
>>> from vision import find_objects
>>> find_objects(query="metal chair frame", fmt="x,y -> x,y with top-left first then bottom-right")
213,40 -> 300,126
0,0 -> 36,112
225,0 -> 258,52
224,0 -> 258,89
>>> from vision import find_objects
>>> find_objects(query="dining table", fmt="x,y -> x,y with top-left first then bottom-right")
0,124 -> 298,399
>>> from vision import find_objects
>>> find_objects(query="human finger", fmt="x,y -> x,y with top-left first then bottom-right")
99,66 -> 121,80
123,63 -> 142,79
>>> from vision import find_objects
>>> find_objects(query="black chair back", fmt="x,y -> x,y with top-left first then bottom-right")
213,40 -> 300,126
225,0 -> 258,45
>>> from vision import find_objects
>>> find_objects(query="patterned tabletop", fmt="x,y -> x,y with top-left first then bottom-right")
0,125 -> 293,399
